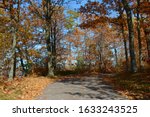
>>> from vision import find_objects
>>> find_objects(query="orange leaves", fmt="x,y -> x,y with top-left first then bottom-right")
103,72 -> 150,99
82,16 -> 108,29
28,6 -> 35,12
139,1 -> 150,15
70,28 -> 84,47
79,1 -> 108,29
28,49 -> 41,58
80,1 -> 107,15
0,76 -> 54,100
18,77 -> 53,100
73,28 -> 84,35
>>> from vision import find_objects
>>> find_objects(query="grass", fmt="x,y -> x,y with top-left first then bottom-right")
103,72 -> 150,99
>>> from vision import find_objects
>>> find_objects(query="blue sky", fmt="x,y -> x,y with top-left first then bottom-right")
64,0 -> 103,10
64,0 -> 118,17
64,0 -> 87,10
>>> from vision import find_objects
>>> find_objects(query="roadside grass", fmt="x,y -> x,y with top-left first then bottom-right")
0,76 -> 54,100
103,72 -> 150,99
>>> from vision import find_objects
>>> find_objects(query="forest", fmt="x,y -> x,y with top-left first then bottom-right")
0,0 -> 150,100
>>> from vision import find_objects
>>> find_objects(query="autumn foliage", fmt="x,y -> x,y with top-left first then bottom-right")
0,0 -> 150,99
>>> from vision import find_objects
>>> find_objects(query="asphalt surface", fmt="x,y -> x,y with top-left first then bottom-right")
37,76 -> 126,100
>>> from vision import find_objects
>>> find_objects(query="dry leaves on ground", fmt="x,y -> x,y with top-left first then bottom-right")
103,73 -> 150,100
0,76 -> 54,100
18,76 -> 54,100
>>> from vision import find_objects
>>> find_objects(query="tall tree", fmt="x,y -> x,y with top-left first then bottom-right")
28,0 -> 64,77
105,0 -> 129,71
121,0 -> 137,72
1,0 -> 22,80
139,0 -> 150,58
135,0 -> 142,69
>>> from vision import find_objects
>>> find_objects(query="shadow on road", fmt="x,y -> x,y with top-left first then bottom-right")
57,76 -> 126,100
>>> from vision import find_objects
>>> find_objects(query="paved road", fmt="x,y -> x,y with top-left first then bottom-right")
37,76 -> 126,100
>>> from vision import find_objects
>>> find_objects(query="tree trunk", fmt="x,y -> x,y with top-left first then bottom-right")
20,57 -> 27,76
136,0 -> 142,70
144,27 -> 150,58
44,0 -> 54,77
114,47 -> 118,66
8,27 -> 17,80
121,24 -> 129,71
118,2 -> 129,71
8,0 -> 21,80
17,47 -> 27,76
97,34 -> 105,73
52,22 -> 57,70
0,60 -> 2,77
46,29 -> 54,77
122,0 -> 137,73
47,56 -> 54,77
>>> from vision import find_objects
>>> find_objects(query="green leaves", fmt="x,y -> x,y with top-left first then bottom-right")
65,10 -> 79,30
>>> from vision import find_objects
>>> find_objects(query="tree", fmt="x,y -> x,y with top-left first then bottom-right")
1,0 -> 22,80
103,0 -> 129,71
0,7 -> 11,77
139,0 -> 150,59
121,0 -> 137,72
135,0 -> 142,69
28,0 -> 64,77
